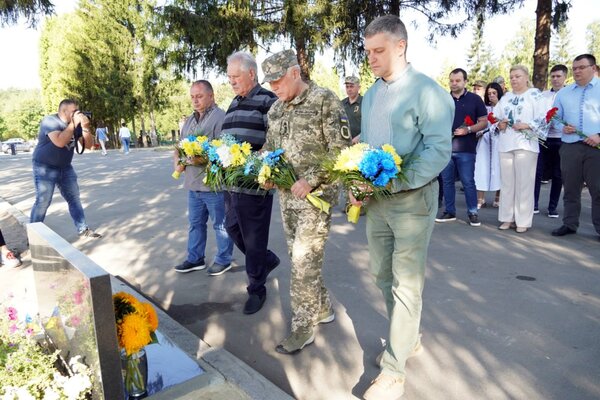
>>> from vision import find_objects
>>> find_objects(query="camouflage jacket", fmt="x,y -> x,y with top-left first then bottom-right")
265,81 -> 351,203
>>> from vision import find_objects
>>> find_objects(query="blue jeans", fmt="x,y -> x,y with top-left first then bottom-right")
187,191 -> 233,266
121,137 -> 130,153
30,161 -> 88,233
441,152 -> 478,215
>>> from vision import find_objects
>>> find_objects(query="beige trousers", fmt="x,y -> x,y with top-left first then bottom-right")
499,150 -> 538,228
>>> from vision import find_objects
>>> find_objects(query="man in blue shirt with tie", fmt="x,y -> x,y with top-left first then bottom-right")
551,54 -> 600,238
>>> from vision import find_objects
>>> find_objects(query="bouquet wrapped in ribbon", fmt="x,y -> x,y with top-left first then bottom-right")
325,143 -> 406,223
234,149 -> 331,214
545,107 -> 600,149
202,134 -> 252,191
172,135 -> 209,179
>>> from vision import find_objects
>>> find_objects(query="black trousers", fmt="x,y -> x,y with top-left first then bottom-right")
224,192 -> 279,296
0,228 -> 5,247
560,142 -> 600,234
534,138 -> 562,212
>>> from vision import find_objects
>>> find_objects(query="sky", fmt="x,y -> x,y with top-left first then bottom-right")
0,0 -> 598,90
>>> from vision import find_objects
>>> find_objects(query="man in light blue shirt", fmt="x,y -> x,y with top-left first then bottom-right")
355,15 -> 453,400
551,54 -> 600,238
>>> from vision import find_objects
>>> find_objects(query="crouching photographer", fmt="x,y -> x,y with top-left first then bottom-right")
30,98 -> 102,239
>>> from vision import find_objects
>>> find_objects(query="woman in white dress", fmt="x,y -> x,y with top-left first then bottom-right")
494,65 -> 546,233
475,82 -> 503,209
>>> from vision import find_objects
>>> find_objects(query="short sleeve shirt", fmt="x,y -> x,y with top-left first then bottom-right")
451,90 -> 488,153
32,114 -> 75,168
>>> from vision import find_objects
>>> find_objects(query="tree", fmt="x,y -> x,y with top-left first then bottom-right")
161,1 -> 528,81
586,21 -> 600,58
310,60 -> 342,98
0,0 -> 53,27
550,23 -> 573,68
466,9 -> 487,83
532,0 -> 571,90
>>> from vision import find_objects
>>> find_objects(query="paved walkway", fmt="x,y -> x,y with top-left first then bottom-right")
1,149 -> 599,399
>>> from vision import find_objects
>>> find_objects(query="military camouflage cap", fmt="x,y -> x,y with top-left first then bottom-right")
344,76 -> 360,84
473,80 -> 487,88
262,50 -> 299,83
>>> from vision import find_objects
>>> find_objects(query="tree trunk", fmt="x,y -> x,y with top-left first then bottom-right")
533,0 -> 552,90
295,39 -> 310,81
390,0 -> 400,16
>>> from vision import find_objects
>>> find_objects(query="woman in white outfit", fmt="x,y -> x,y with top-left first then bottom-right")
494,65 -> 546,233
475,82 -> 503,209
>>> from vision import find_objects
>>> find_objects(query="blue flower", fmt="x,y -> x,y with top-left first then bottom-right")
359,150 -> 398,187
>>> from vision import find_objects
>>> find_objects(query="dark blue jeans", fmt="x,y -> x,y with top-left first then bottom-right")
534,138 -> 562,213
30,161 -> 88,233
224,191 -> 278,297
441,152 -> 478,215
187,191 -> 233,266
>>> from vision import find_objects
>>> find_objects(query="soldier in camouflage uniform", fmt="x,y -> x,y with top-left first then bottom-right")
261,49 -> 352,354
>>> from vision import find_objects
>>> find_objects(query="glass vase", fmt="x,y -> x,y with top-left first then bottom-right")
121,348 -> 148,398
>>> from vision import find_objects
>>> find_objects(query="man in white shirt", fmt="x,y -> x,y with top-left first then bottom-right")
534,64 -> 567,217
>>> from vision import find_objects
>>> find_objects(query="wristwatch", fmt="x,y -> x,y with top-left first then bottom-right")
467,126 -> 472,133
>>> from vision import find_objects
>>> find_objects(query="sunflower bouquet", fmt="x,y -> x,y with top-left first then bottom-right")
202,134 -> 252,191
545,107 -> 600,149
237,149 -> 331,213
172,135 -> 209,179
113,292 -> 159,397
325,143 -> 405,223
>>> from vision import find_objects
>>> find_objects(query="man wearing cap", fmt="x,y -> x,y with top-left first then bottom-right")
222,51 -> 280,315
472,79 -> 487,101
261,49 -> 351,354
342,76 -> 362,144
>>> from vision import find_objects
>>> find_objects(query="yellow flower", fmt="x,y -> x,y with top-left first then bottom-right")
334,143 -> 369,172
196,135 -> 208,144
241,142 -> 252,155
120,313 -> 152,355
141,302 -> 159,332
258,165 -> 271,184
211,139 -> 222,147
381,144 -> 402,168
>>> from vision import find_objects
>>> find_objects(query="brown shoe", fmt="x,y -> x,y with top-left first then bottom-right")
363,373 -> 405,400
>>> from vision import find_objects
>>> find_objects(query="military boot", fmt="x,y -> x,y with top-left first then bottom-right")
275,327 -> 315,355
314,305 -> 335,325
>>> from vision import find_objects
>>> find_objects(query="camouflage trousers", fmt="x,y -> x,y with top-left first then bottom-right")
279,191 -> 332,331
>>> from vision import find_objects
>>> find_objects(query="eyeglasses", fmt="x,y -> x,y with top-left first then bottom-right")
572,64 -> 595,72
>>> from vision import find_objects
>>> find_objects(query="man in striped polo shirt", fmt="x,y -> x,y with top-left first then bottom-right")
222,51 -> 281,315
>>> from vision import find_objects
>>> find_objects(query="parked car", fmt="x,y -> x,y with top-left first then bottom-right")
2,138 -> 33,153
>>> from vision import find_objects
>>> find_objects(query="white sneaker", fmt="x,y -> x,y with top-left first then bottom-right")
0,251 -> 22,268
363,373 -> 405,400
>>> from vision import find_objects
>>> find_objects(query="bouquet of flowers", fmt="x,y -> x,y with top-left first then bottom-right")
545,107 -> 600,149
202,134 -> 252,190
172,135 -> 209,179
1,303 -> 93,400
235,149 -> 331,213
502,110 -> 547,146
325,143 -> 405,223
113,292 -> 159,397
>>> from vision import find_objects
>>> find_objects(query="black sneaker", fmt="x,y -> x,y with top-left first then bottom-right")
243,293 -> 266,315
207,262 -> 231,276
547,210 -> 559,218
435,212 -> 456,223
174,260 -> 206,273
79,228 -> 102,238
468,213 -> 481,226
533,208 -> 540,214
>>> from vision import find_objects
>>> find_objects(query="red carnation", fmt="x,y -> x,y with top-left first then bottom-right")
487,112 -> 498,124
464,116 -> 475,126
545,107 -> 559,123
